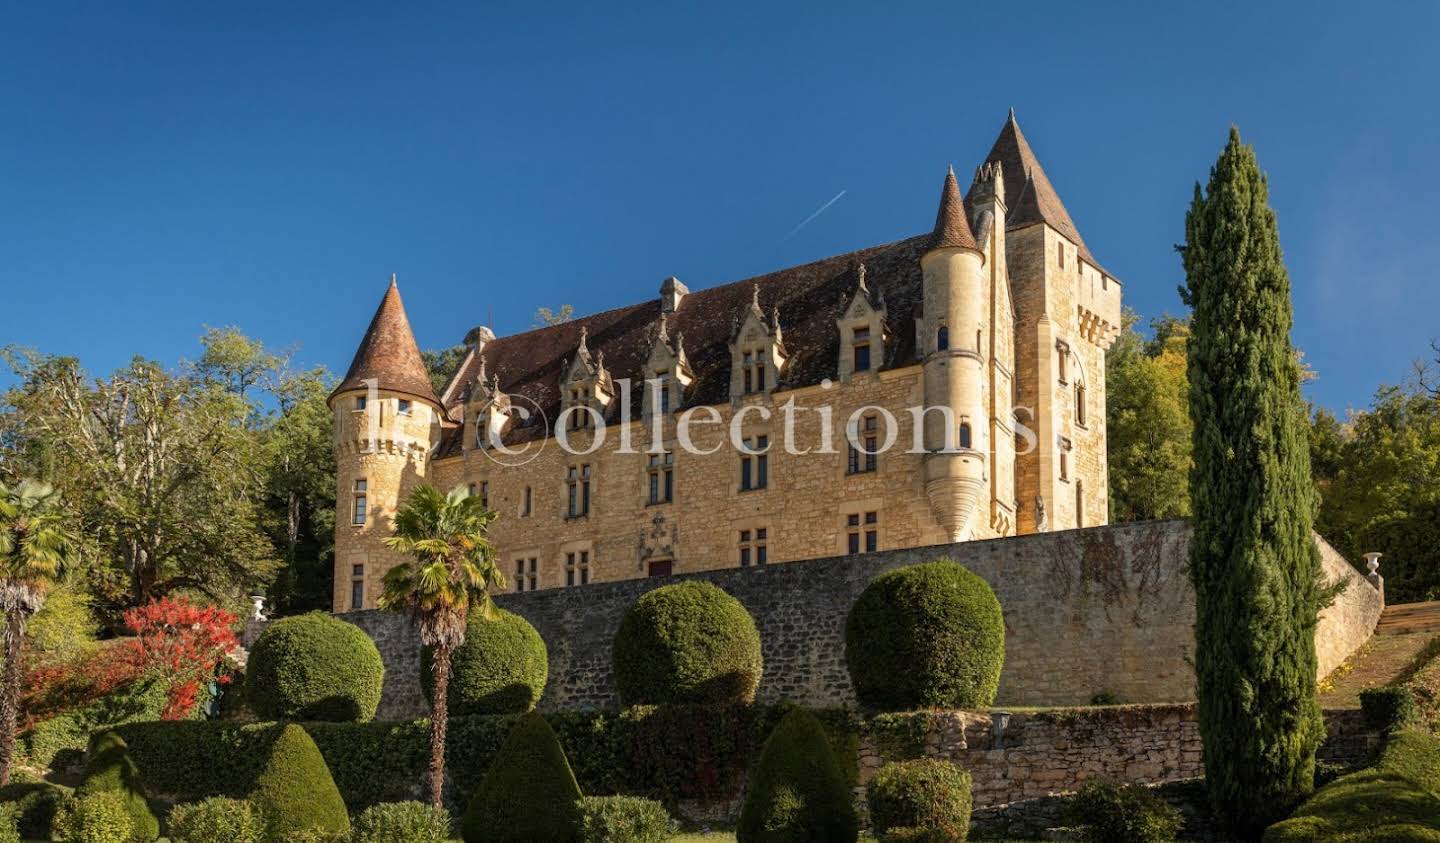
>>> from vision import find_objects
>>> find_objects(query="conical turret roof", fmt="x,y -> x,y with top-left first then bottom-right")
979,110 -> 1096,266
926,166 -> 979,253
330,276 -> 441,408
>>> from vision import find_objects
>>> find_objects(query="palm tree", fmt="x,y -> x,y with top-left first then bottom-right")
0,479 -> 73,786
380,484 -> 503,808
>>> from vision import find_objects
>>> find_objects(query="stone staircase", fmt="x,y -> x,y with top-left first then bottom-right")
1376,600 -> 1440,635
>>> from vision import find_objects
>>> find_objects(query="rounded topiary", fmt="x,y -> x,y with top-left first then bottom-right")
845,561 -> 1004,710
50,792 -> 134,843
613,581 -> 763,706
75,732 -> 158,842
737,708 -> 858,843
867,759 -> 972,841
0,805 -> 19,843
0,781 -> 70,839
578,795 -> 671,843
245,612 -> 384,722
249,724 -> 350,840
166,797 -> 263,843
352,801 -> 452,843
421,609 -> 548,716
462,711 -> 583,843
1063,778 -> 1181,843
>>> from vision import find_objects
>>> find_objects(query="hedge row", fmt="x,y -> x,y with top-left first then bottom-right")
112,704 -> 862,812
20,678 -> 180,770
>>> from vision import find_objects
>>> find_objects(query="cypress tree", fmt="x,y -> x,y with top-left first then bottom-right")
1180,127 -> 1325,837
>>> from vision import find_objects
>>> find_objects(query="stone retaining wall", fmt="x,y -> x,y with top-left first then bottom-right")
314,520 -> 1381,721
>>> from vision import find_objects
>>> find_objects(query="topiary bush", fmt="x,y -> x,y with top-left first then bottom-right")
737,708 -> 858,843
76,732 -> 159,842
0,781 -> 70,839
50,792 -> 134,843
249,723 -> 351,840
578,795 -> 670,843
845,560 -> 1004,711
166,797 -> 263,843
613,581 -> 763,706
462,711 -> 583,843
0,805 -> 19,843
352,801 -> 452,843
421,609 -> 548,716
867,759 -> 972,841
1063,778 -> 1181,843
245,612 -> 384,722
1360,685 -> 1415,734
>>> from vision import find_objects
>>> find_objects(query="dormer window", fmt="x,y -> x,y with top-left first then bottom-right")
730,287 -> 787,400
852,326 -> 871,372
475,417 -> 488,448
837,264 -> 886,380
643,316 -> 693,418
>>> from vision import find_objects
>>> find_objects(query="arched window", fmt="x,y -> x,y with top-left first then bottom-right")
958,422 -> 972,450
937,326 -> 949,351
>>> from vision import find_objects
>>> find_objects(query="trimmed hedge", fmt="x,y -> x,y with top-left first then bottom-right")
21,678 -> 171,770
1360,685 -> 1415,734
0,805 -> 17,843
250,724 -> 351,840
737,708 -> 857,843
867,759 -> 971,840
75,732 -> 158,842
613,581 -> 763,706
51,791 -> 134,843
578,795 -> 670,843
422,609 -> 548,716
845,561 -> 1005,711
1064,778 -> 1181,843
0,781 -> 70,839
352,801 -> 452,843
463,712 -> 583,843
166,797 -> 263,843
1265,729 -> 1440,841
245,612 -> 384,723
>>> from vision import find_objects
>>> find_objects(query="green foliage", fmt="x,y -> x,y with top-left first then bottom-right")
737,708 -> 857,843
249,724 -> 350,840
75,733 -> 158,841
245,612 -> 385,722
166,797 -> 263,843
1106,309 -> 1193,522
20,677 -> 171,769
26,585 -> 99,663
0,781 -> 69,838
613,581 -> 763,707
578,795 -> 670,843
1064,778 -> 1181,843
1265,729 -> 1440,841
867,759 -> 971,840
422,609 -> 548,716
50,791 -> 135,843
845,561 -> 1004,711
879,828 -> 958,843
1182,127 -> 1325,834
462,712 -> 582,843
0,804 -> 18,843
352,801 -> 453,843
421,344 -> 470,395
1360,686 -> 1415,734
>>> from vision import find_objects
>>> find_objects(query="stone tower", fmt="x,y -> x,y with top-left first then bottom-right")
918,168 -> 991,541
328,276 -> 444,612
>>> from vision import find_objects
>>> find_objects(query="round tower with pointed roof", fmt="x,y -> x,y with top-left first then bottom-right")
919,167 -> 990,541
328,275 -> 444,612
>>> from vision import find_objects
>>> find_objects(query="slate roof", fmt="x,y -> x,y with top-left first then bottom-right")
330,277 -> 442,408
980,110 -> 1098,267
927,166 -> 979,253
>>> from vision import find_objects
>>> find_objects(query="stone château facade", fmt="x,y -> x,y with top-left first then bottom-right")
328,112 -> 1122,612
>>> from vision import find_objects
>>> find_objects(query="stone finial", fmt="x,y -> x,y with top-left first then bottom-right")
857,262 -> 868,293
464,325 -> 496,350
660,276 -> 689,313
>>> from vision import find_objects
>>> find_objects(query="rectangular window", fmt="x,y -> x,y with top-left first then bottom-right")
522,486 -> 533,517
527,557 -> 538,591
1058,244 -> 1065,269
480,481 -> 489,509
514,558 -> 525,593
397,399 -> 412,415
756,360 -> 766,391
648,452 -> 674,504
853,326 -> 871,372
356,396 -> 367,411
656,372 -> 672,414
738,527 -> 768,567
740,435 -> 768,491
351,578 -> 364,610
352,479 -> 367,525
848,415 -> 879,474
567,465 -> 591,517
1059,439 -> 1072,481
565,551 -> 590,586
847,512 -> 879,554
1076,384 -> 1088,426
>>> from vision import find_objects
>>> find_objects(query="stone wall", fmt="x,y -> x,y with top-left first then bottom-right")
331,519 -> 1381,721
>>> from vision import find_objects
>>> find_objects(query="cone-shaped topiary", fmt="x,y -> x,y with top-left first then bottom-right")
421,609 -> 548,716
845,560 -> 1004,711
75,732 -> 159,841
249,724 -> 350,840
245,612 -> 385,722
737,708 -> 857,843
613,581 -> 763,706
461,711 -> 582,843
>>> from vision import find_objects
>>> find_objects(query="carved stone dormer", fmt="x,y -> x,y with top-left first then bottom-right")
464,355 -> 512,452
837,262 -> 888,380
643,314 -> 694,417
561,326 -> 614,431
729,285 -> 788,400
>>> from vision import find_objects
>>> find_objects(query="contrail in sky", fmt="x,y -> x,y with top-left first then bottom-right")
784,189 -> 847,240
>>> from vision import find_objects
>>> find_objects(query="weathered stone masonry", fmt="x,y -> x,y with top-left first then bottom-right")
341,519 -> 1381,722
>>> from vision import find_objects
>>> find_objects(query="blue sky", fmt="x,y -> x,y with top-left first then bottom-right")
2,1 -> 1437,413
